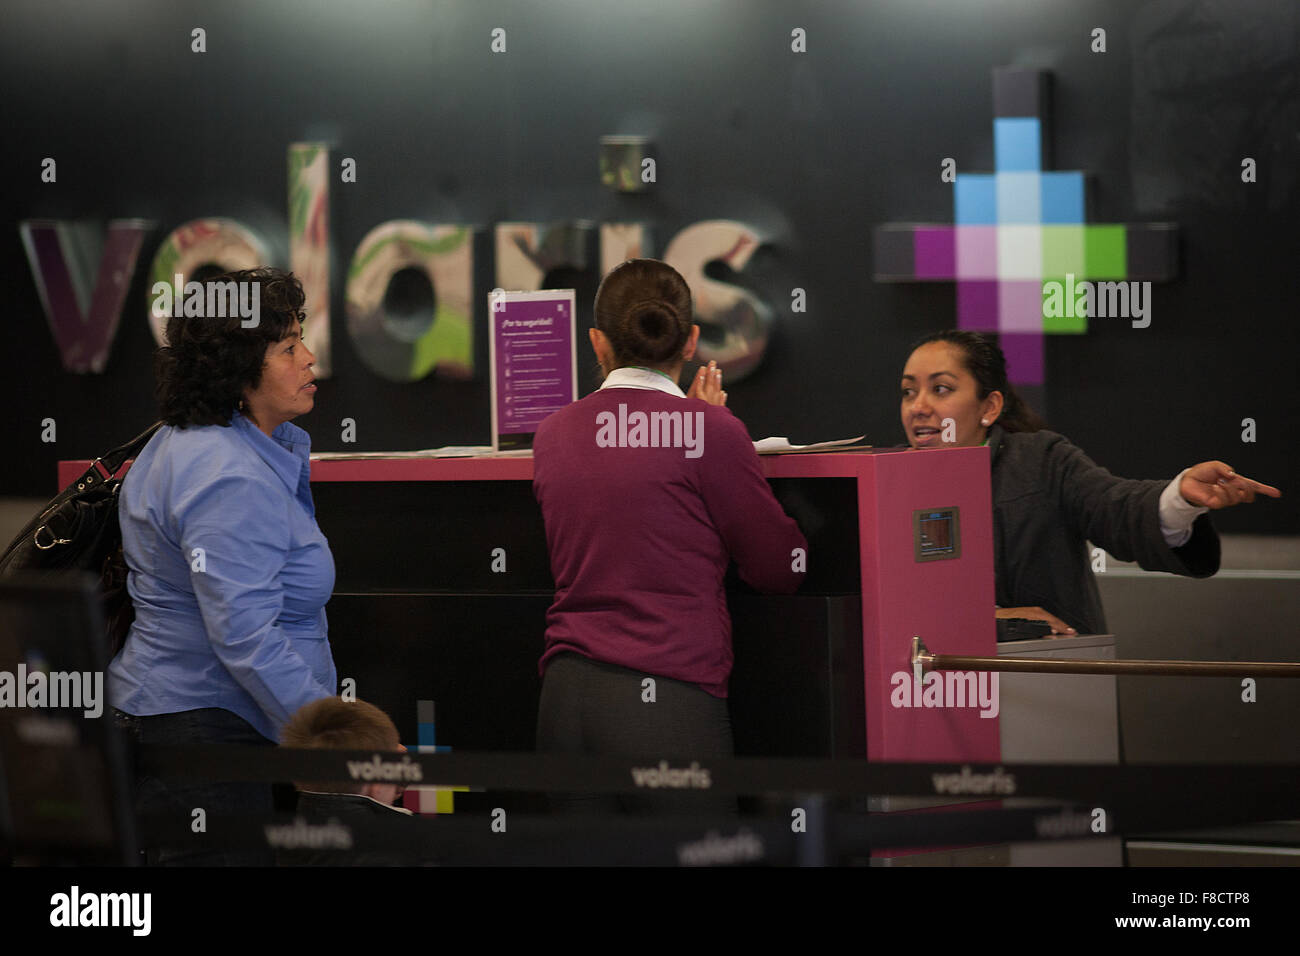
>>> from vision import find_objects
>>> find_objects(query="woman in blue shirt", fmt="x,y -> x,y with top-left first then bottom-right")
109,268 -> 336,864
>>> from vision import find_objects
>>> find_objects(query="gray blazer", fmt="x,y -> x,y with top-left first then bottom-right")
988,425 -> 1220,634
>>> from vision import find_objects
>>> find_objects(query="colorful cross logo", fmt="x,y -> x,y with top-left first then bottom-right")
874,67 -> 1177,387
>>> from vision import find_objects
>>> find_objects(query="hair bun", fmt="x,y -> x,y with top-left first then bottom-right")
628,300 -> 682,363
594,259 -> 693,368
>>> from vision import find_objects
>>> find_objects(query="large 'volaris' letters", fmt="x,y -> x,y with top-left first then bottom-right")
21,145 -> 773,383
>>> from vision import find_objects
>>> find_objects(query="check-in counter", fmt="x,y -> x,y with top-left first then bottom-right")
62,447 -> 1006,817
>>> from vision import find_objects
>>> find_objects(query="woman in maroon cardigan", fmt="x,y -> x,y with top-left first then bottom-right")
532,258 -> 808,814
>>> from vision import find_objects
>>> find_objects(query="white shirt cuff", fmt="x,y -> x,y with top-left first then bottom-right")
1159,469 -> 1209,547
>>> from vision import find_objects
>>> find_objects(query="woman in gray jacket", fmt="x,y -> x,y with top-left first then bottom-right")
898,330 -> 1280,635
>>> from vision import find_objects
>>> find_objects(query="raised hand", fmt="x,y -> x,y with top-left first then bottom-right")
686,360 -> 727,406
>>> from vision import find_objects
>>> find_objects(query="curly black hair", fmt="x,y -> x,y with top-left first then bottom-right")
155,268 -> 307,427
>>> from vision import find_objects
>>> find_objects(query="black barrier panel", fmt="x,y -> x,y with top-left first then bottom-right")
729,595 -> 865,757
326,594 -> 548,750
326,593 -> 867,771
325,593 -> 550,814
133,803 -> 1125,866
135,745 -> 1300,822
314,482 -> 555,593
759,479 -> 862,594
125,741 -> 1300,864
0,576 -> 137,866
313,477 -> 862,595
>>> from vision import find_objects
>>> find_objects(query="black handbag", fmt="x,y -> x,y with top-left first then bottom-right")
0,422 -> 163,658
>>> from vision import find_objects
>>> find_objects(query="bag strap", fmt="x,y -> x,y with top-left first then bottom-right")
0,421 -> 167,571
90,421 -> 165,481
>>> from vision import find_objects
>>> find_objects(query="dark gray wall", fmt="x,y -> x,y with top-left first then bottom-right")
2,0 -> 1296,536
1100,571 -> 1300,763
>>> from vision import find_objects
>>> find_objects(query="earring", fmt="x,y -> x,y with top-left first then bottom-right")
981,418 -> 989,426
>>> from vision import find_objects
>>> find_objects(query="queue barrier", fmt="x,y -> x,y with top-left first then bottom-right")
912,635 -> 1300,679
133,744 -> 1300,836
132,802 -> 1124,865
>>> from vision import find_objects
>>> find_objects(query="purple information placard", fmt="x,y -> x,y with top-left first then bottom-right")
489,289 -> 578,451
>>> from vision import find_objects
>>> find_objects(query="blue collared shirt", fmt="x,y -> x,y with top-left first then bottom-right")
108,411 -> 336,741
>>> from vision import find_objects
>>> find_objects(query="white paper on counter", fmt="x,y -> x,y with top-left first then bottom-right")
752,435 -> 868,455
310,446 -> 494,460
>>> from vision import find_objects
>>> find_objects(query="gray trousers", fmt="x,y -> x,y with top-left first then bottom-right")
536,651 -> 737,816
